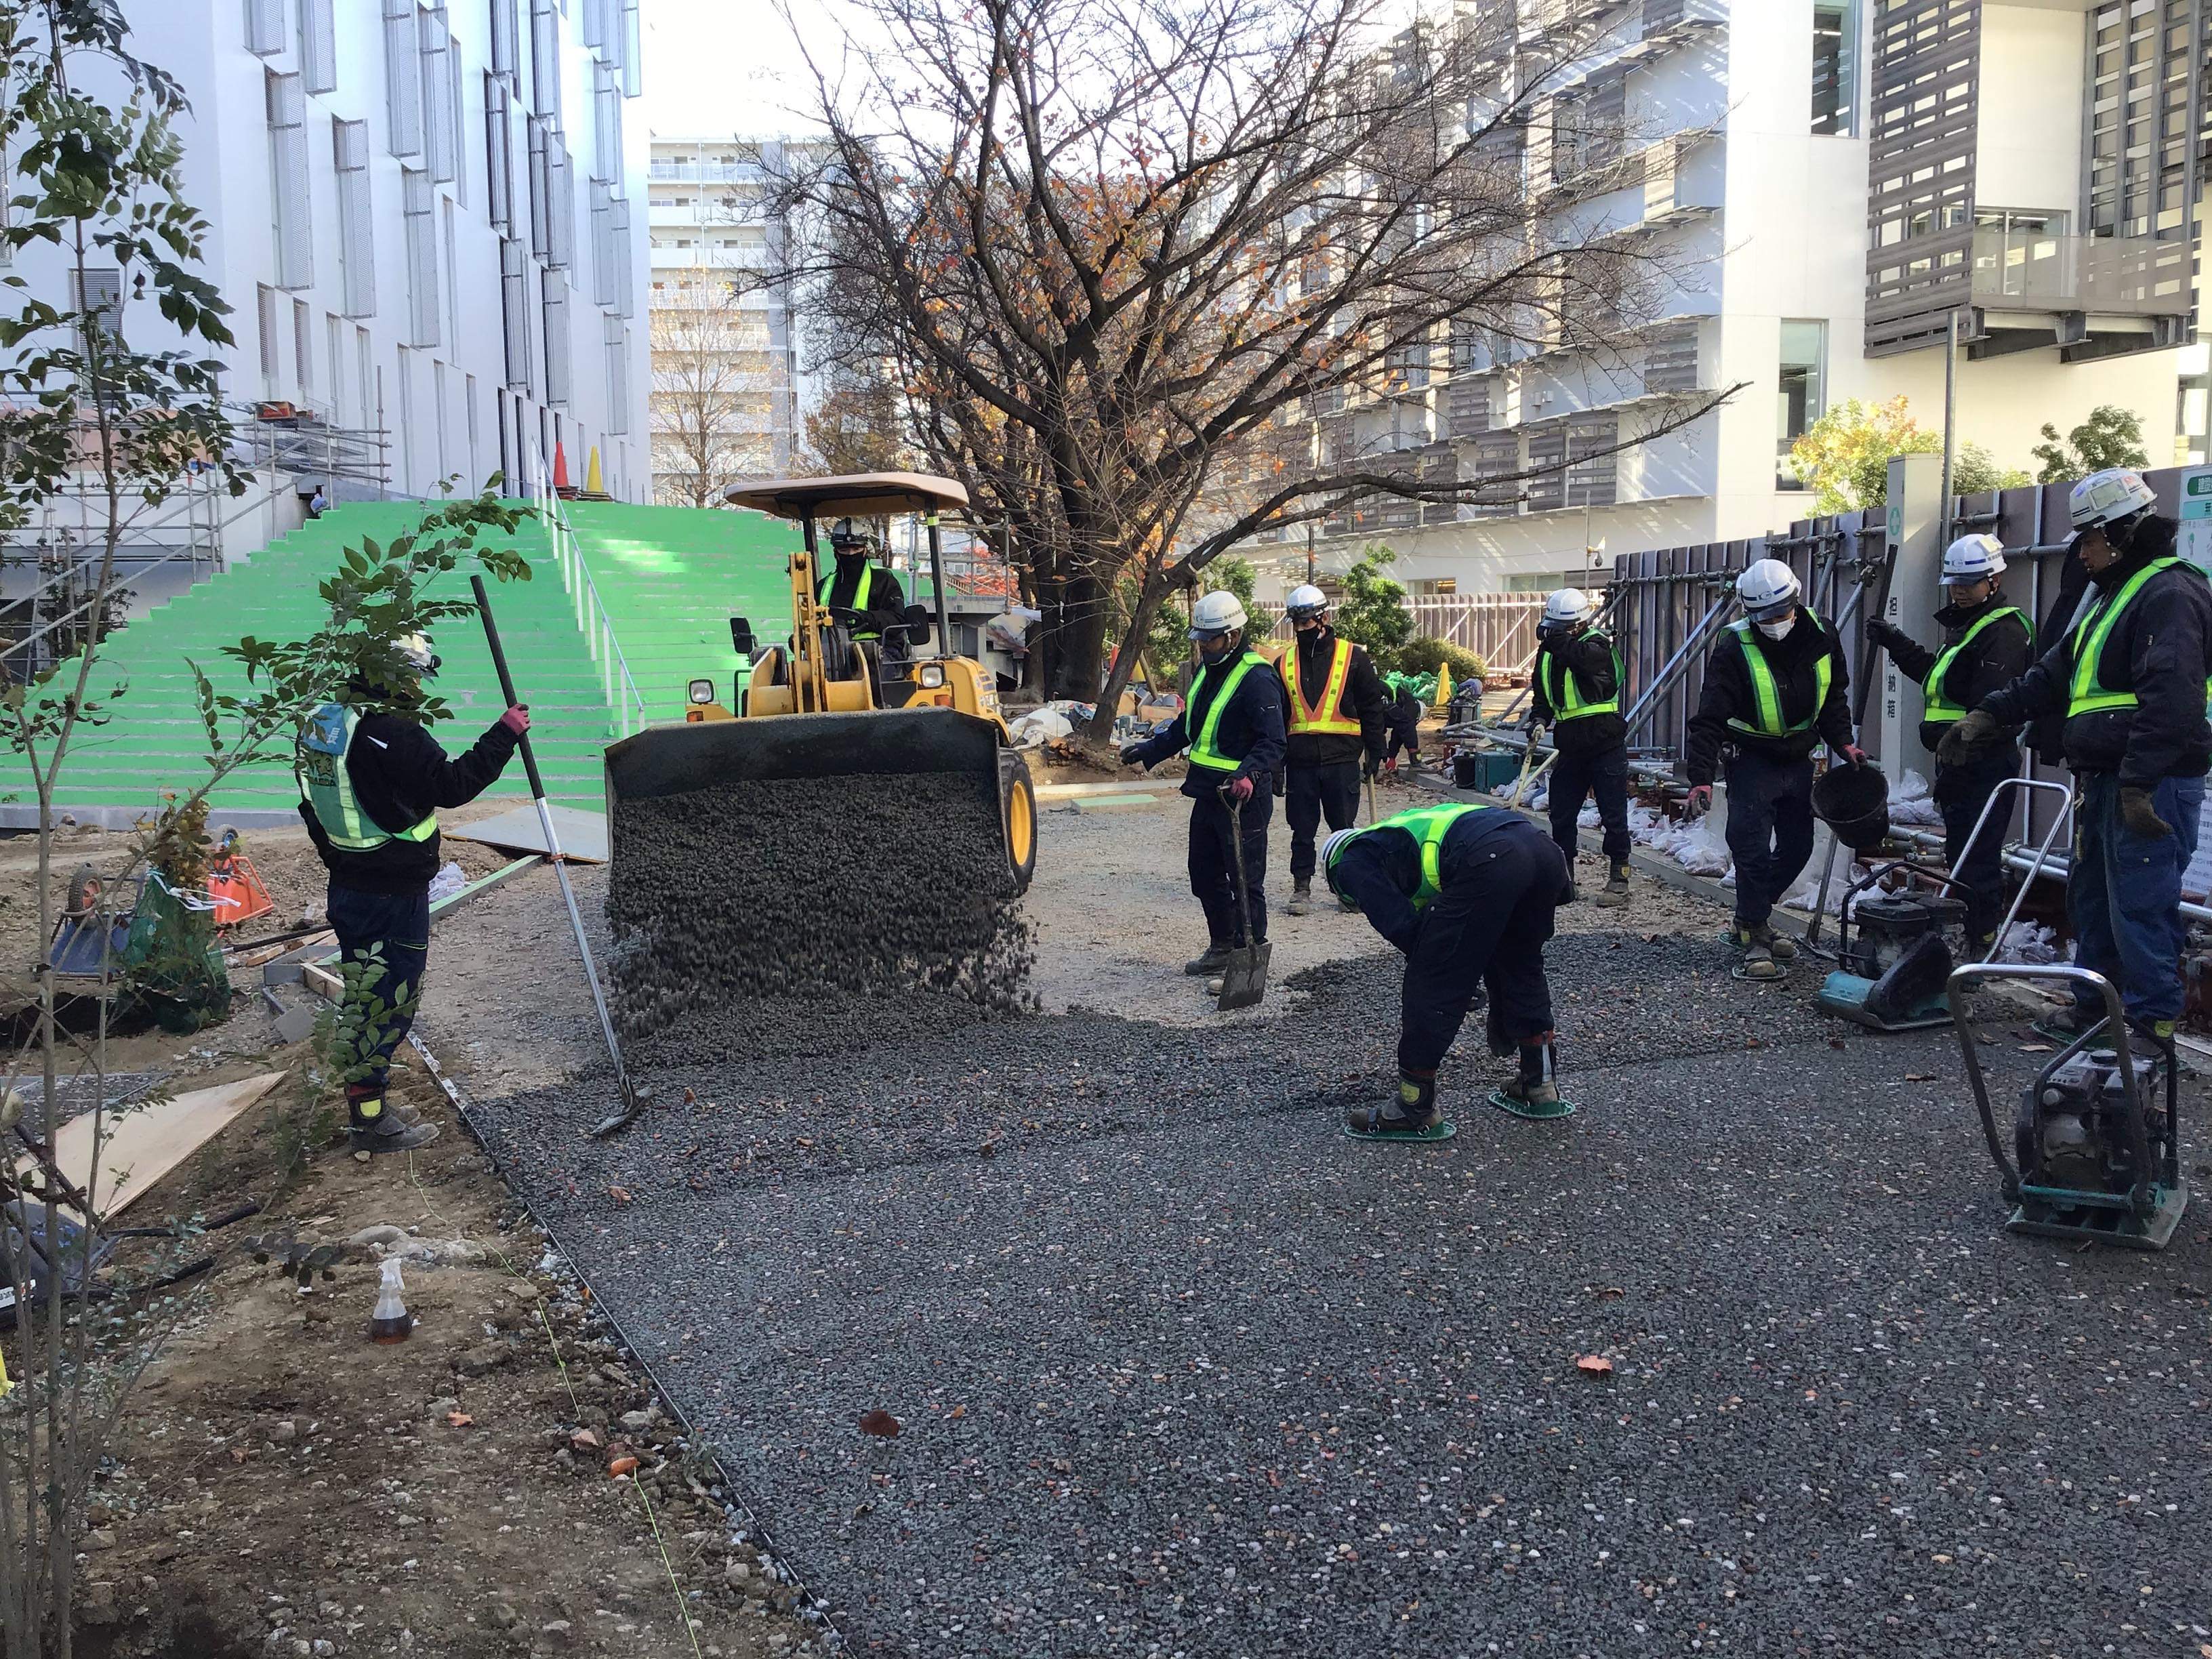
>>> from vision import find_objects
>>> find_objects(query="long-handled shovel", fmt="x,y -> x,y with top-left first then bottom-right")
1214,786 -> 1272,1011
471,576 -> 648,1136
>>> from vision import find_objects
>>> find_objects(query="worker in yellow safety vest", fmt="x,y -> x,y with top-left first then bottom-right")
1685,559 -> 1864,982
1944,467 -> 2212,1047
1121,591 -> 1288,984
1530,586 -> 1634,907
297,632 -> 528,1157
819,517 -> 909,646
1277,583 -> 1389,916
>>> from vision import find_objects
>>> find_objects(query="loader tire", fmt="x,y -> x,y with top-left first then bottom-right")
999,748 -> 1037,895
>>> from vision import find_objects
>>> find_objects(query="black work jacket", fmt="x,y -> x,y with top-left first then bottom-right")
1685,612 -> 1854,785
301,710 -> 521,893
1282,627 -> 1389,769
1881,594 -> 2034,760
1530,630 -> 1628,756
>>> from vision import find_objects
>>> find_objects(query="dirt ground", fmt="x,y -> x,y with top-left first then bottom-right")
1,812 -> 821,1659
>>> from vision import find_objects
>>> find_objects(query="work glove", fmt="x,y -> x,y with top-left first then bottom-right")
2119,784 -> 2173,839
1685,783 -> 1712,820
1224,775 -> 1255,804
1362,754 -> 1381,781
1118,743 -> 1147,769
1834,742 -> 1868,769
1936,705 -> 1999,767
1866,619 -> 1904,654
499,705 -> 531,736
1527,723 -> 1548,749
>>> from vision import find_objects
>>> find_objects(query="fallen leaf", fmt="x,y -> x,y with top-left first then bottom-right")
1590,1286 -> 1625,1300
2018,1043 -> 2053,1054
1902,1073 -> 1936,1083
608,1186 -> 633,1204
446,1410 -> 474,1428
949,1404 -> 967,1420
858,1409 -> 901,1438
607,1456 -> 638,1479
683,1086 -> 697,1103
1574,1355 -> 1613,1376
571,1427 -> 602,1450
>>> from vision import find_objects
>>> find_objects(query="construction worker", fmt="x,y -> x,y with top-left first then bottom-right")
1865,533 -> 2034,949
1279,583 -> 1389,916
1322,802 -> 1575,1134
1530,586 -> 1632,907
1382,673 -> 1426,771
1943,467 -> 2212,1047
296,632 -> 528,1155
1121,591 -> 1287,979
1685,558 -> 1863,981
820,517 -> 908,645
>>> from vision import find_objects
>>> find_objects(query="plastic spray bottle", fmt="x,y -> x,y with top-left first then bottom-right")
367,1256 -> 414,1343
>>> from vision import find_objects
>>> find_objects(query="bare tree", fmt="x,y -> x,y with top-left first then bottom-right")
777,0 -> 1737,728
649,272 -> 781,506
798,361 -> 916,476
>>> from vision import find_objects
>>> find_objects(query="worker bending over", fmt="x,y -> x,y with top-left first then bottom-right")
1122,592 -> 1288,981
1382,674 -> 1426,772
1323,802 -> 1575,1134
296,632 -> 527,1155
1685,559 -> 1864,982
819,517 -> 908,647
1944,467 -> 2212,1047
1866,533 -> 2034,949
1279,583 -> 1388,916
1530,586 -> 1632,907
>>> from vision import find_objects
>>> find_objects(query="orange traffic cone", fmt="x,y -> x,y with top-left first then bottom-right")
552,441 -> 574,497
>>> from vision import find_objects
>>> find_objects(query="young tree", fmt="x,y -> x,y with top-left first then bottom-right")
798,363 -> 915,476
1330,545 -> 1414,664
2030,405 -> 2151,485
780,0 -> 1737,733
1789,396 -> 2028,515
1111,554 -> 1255,688
650,273 -> 781,505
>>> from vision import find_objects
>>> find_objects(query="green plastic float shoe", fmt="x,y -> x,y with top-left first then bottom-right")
1344,1070 -> 1456,1142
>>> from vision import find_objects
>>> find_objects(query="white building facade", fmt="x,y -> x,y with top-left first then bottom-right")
1256,0 -> 2200,598
7,0 -> 649,507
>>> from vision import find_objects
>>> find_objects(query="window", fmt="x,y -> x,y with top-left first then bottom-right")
611,199 -> 632,315
356,325 -> 374,428
335,118 -> 375,318
619,0 -> 639,97
490,0 -> 519,83
72,266 -> 123,363
404,167 -> 439,347
327,313 -> 346,423
466,371 -> 480,483
385,0 -> 423,157
548,138 -> 575,268
435,360 -> 452,482
529,0 -> 562,124
293,298 -> 313,396
527,117 -> 552,258
603,311 -> 627,433
501,237 -> 533,390
1810,3 -> 1855,138
300,0 -> 337,93
422,10 -> 455,184
542,270 -> 570,404
245,0 -> 287,56
592,61 -> 621,186
256,283 -> 280,380
485,74 -> 515,234
444,198 -> 462,354
1777,319 -> 1826,487
267,70 -> 312,290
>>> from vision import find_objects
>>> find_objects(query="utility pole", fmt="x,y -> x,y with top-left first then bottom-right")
1305,520 -> 1317,585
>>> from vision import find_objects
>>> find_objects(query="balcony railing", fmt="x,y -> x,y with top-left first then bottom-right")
1969,228 -> 2193,319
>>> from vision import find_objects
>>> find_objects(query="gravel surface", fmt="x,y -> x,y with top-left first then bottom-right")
433,804 -> 2212,1658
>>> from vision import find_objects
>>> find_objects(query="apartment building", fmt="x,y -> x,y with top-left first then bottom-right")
645,136 -> 816,501
1258,0 -> 2200,596
5,0 -> 648,504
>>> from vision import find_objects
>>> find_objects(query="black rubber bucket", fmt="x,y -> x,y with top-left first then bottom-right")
1812,762 -> 1890,851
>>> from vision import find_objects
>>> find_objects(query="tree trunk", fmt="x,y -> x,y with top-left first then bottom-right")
1086,573 -> 1172,741
1041,571 -> 1109,702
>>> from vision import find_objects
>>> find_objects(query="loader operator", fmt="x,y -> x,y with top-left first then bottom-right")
1530,586 -> 1633,907
1685,558 -> 1865,983
1279,583 -> 1388,916
295,632 -> 528,1157
1322,802 -> 1576,1134
1865,533 -> 2034,951
819,517 -> 909,648
1942,467 -> 2212,1048
1120,590 -> 1288,981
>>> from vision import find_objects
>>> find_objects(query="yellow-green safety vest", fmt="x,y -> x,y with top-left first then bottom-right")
295,704 -> 438,853
1326,801 -> 1493,912
1283,636 -> 1361,736
1541,640 -> 1622,721
820,563 -> 878,639
1725,611 -> 1832,739
2066,557 -> 2212,718
1921,606 -> 2025,724
1187,651 -> 1267,772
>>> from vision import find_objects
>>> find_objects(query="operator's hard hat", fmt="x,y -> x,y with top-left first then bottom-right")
827,515 -> 872,550
2068,467 -> 2157,532
1284,583 -> 1329,620
1541,587 -> 1598,633
1941,533 -> 2007,585
1189,590 -> 1249,640
394,632 -> 440,676
1735,558 -> 1802,621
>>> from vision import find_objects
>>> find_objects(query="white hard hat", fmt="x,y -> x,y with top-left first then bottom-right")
1941,533 -> 2007,585
1284,583 -> 1329,619
1189,590 -> 1248,639
1319,827 -> 1359,895
1541,587 -> 1597,632
1735,558 -> 1802,621
2068,466 -> 2157,531
395,632 -> 439,675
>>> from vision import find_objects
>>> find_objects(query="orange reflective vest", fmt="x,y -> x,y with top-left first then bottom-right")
1282,636 -> 1361,736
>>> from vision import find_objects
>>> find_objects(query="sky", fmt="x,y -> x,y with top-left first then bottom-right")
642,0 -> 851,141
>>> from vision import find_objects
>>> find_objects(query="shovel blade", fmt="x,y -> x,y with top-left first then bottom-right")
1214,941 -> 1273,1011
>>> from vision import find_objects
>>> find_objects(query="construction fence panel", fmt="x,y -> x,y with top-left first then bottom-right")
1263,594 -> 1547,677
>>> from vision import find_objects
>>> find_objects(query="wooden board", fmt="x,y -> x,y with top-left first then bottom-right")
29,1071 -> 284,1216
447,803 -> 607,863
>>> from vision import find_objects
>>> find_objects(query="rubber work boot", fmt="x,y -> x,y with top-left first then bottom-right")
346,1082 -> 422,1127
1498,1045 -> 1561,1112
348,1093 -> 438,1159
1592,860 -> 1631,908
1288,880 -> 1313,917
1184,943 -> 1233,977
1751,924 -> 1798,961
1730,927 -> 1785,981
1346,1071 -> 1443,1136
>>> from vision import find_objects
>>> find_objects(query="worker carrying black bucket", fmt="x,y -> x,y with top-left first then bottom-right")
1322,802 -> 1576,1137
1685,558 -> 1865,982
1864,533 -> 2034,950
1530,586 -> 1631,907
1121,591 -> 1286,982
1941,467 -> 2212,1048
295,631 -> 527,1156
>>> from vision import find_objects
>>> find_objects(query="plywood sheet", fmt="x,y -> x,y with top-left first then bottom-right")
447,803 -> 608,863
32,1071 -> 284,1216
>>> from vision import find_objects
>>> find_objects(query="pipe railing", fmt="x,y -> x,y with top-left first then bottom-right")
527,455 -> 649,740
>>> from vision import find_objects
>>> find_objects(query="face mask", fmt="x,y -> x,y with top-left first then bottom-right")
1755,615 -> 1795,641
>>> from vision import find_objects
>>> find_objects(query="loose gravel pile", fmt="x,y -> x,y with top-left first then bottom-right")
606,772 -> 1033,1068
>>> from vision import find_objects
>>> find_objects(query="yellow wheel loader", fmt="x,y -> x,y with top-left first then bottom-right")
605,472 -> 1036,893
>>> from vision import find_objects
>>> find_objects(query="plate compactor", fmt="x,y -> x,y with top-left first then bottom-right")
1947,961 -> 2188,1251
1816,860 -> 1971,1032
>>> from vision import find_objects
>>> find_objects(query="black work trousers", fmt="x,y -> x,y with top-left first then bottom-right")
327,882 -> 431,1099
1188,787 -> 1271,947
1400,817 -> 1562,1073
1547,740 -> 1632,864
1936,753 -> 2018,943
1386,716 -> 1420,764
1723,750 -> 1816,930
1286,760 -> 1362,883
